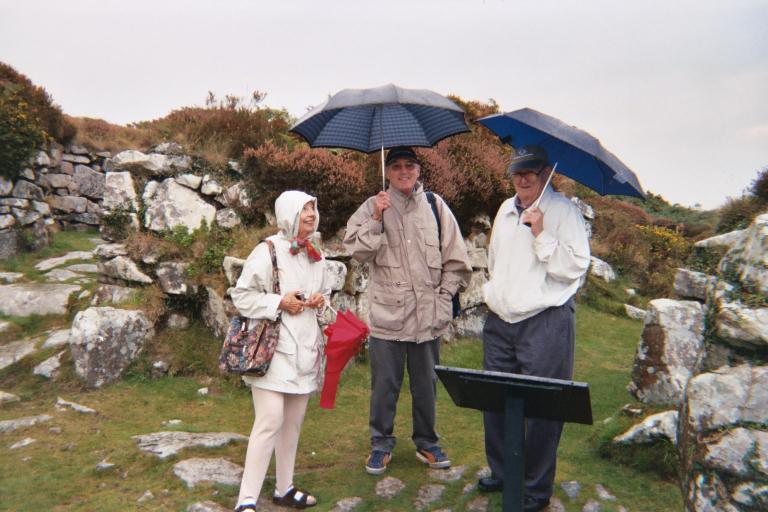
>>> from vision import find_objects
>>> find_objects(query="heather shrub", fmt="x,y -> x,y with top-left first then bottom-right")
0,61 -> 75,145
751,166 -> 768,203
132,91 -> 293,167
242,142 -> 371,235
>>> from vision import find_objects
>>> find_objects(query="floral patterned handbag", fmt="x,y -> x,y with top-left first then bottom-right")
218,239 -> 281,375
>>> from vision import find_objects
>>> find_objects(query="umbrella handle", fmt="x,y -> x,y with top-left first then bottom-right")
523,161 -> 558,227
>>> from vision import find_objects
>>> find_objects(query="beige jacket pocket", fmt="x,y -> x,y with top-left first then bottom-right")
370,291 -> 406,331
434,291 -> 453,332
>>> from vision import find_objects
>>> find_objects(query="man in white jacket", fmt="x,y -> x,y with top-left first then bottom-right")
479,146 -> 590,512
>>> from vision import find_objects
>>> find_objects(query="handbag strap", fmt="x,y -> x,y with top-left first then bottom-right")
265,239 -> 280,295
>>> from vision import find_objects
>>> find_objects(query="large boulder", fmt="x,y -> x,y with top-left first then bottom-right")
12,180 -> 44,200
111,150 -> 191,176
72,165 -> 105,199
694,229 -> 746,249
589,256 -> 616,282
202,287 -> 231,338
222,256 -> 245,286
98,256 -> 153,284
628,299 -> 704,406
674,268 -> 716,302
133,431 -> 248,459
69,307 -> 155,388
719,213 -> 768,296
343,260 -> 369,294
47,195 -> 87,213
460,270 -> 488,310
679,364 -> 768,512
324,260 -> 348,292
143,179 -> 216,232
173,458 -> 242,488
156,262 -> 198,295
0,283 -> 81,316
102,171 -> 138,211
613,410 -> 679,446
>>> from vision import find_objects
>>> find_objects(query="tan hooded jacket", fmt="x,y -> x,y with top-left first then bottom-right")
344,183 -> 471,342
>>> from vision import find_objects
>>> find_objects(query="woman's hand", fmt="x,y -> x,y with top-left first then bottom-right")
279,290 -> 306,315
306,292 -> 325,309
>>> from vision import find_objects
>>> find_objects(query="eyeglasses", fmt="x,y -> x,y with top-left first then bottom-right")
387,161 -> 420,172
510,165 -> 545,179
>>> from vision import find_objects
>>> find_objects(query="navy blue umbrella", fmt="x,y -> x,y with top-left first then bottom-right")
477,108 -> 645,199
291,84 -> 469,189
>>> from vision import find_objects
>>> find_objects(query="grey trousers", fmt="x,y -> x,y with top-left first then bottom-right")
368,336 -> 441,452
482,300 -> 575,500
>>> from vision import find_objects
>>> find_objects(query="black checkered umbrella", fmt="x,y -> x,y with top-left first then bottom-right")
290,84 -> 469,189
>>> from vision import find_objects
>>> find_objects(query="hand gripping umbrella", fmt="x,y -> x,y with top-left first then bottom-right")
477,108 -> 645,200
290,83 -> 470,190
320,306 -> 370,409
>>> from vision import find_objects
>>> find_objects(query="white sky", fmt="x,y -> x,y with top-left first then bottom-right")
2,0 -> 766,210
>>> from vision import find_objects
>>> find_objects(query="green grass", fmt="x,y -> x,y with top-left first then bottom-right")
0,305 -> 682,511
0,229 -> 100,281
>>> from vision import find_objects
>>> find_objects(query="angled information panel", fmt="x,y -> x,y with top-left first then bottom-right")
436,365 -> 593,512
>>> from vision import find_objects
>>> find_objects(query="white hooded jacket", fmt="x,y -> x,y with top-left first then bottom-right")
231,190 -> 331,394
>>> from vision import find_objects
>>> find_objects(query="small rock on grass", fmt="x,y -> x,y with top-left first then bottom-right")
95,459 -> 116,471
561,480 -> 581,499
582,498 -> 601,512
137,490 -> 154,503
0,390 -> 20,404
0,414 -> 52,433
375,476 -> 406,499
546,497 -> 566,512
429,464 -> 467,482
330,496 -> 363,512
186,501 -> 230,512
595,484 -> 616,501
413,484 -> 445,510
465,496 -> 489,512
56,397 -> 97,414
475,466 -> 491,479
10,437 -> 36,449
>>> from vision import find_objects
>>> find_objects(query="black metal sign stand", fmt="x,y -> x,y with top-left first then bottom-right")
435,366 -> 593,512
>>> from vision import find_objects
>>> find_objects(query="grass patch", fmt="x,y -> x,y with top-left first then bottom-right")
0,229 -> 100,280
0,305 -> 681,511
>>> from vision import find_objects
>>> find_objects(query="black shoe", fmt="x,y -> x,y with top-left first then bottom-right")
477,477 -> 503,492
523,495 -> 550,512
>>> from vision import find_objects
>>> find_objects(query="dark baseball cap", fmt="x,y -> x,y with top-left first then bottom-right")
385,146 -> 419,166
507,145 -> 549,174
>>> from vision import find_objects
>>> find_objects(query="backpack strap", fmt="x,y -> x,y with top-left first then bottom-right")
426,191 -> 442,247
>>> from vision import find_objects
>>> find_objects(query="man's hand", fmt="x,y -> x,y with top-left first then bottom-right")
372,191 -> 391,221
521,207 -> 544,237
279,290 -> 306,315
306,292 -> 324,309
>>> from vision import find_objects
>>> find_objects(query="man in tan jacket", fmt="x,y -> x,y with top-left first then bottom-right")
344,146 -> 471,475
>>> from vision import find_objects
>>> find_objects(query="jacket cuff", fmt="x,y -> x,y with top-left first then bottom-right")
368,216 -> 384,235
533,230 -> 557,261
263,293 -> 283,321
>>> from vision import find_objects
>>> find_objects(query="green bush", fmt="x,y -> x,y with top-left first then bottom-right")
0,87 -> 46,179
0,61 -> 76,145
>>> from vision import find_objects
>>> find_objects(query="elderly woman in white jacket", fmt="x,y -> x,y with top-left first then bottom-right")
231,190 -> 330,511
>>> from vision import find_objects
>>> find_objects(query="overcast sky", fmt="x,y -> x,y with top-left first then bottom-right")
2,0 -> 766,209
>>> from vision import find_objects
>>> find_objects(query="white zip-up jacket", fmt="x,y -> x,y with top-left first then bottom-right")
482,186 -> 590,324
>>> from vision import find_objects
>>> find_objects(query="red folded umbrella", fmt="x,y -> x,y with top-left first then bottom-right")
320,308 -> 369,409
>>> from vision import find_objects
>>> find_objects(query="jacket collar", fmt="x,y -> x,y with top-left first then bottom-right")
388,182 -> 424,209
504,185 -> 555,217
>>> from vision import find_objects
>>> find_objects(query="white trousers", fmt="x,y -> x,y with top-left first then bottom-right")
237,386 -> 310,503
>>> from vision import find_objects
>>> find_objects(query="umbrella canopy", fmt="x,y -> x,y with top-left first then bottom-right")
320,309 -> 370,410
291,83 -> 470,153
477,108 -> 645,199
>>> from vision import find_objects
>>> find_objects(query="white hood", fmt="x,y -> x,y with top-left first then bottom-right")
274,190 -> 319,239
